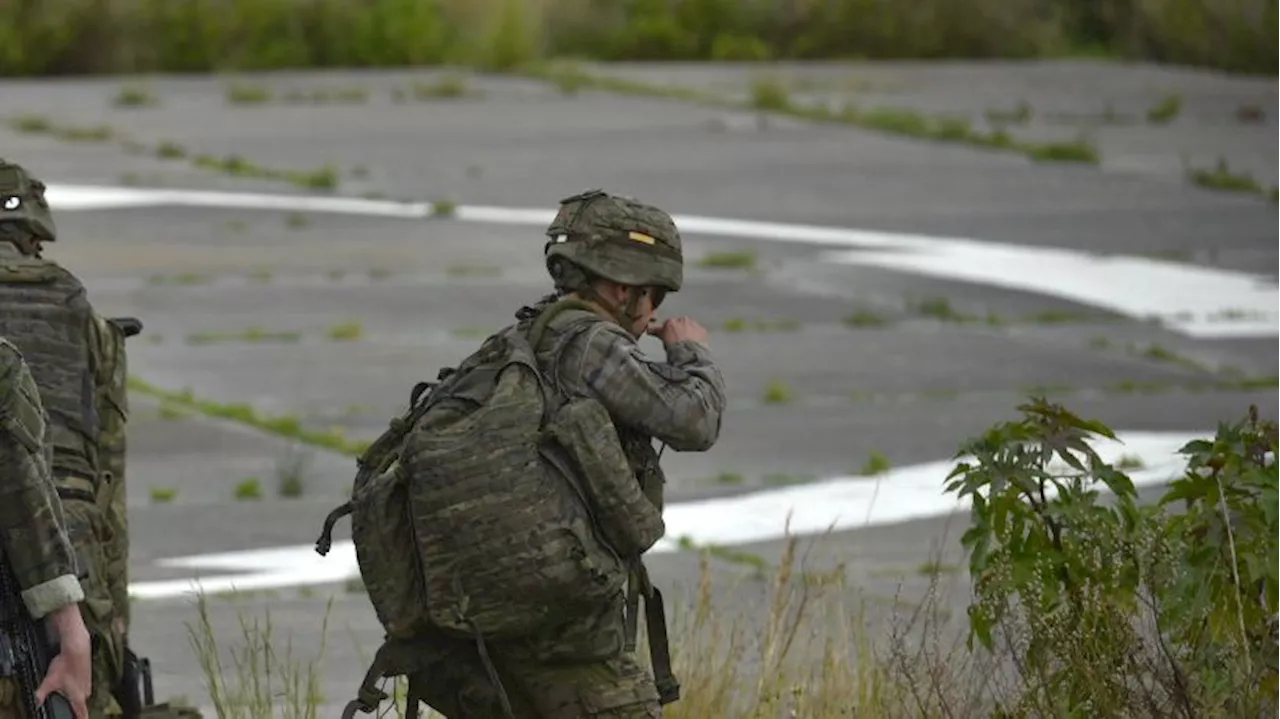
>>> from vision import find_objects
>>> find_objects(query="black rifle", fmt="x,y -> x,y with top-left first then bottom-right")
107,317 -> 143,339
114,642 -> 156,719
0,547 -> 75,719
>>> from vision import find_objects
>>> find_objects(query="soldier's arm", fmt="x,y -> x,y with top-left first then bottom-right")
0,347 -> 86,620
569,322 -> 726,451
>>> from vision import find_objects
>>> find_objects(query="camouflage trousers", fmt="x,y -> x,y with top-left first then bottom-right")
411,634 -> 662,719
61,496 -> 124,719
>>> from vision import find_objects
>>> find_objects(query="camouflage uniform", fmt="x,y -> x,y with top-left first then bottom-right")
415,190 -> 726,718
0,337 -> 86,719
0,161 -> 127,719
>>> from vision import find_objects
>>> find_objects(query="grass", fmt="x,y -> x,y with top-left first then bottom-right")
234,477 -> 264,501
186,327 -> 303,345
445,264 -> 502,277
189,153 -> 339,190
127,377 -> 372,457
1188,157 -> 1273,200
410,74 -> 472,100
842,310 -> 892,328
859,451 -> 892,476
697,251 -> 757,270
275,445 -> 311,499
429,199 -> 458,218
762,380 -> 795,405
225,83 -> 272,105
722,317 -> 801,333
186,591 -> 331,719
149,487 -> 178,503
1146,92 -> 1182,124
325,321 -> 364,342
150,272 -> 211,286
113,84 -> 159,108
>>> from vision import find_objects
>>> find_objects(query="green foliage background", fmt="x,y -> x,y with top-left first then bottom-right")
1,0 -> 1274,76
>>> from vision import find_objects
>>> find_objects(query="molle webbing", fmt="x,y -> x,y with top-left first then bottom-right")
0,259 -> 99,480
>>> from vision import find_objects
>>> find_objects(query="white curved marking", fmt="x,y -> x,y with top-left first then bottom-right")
128,430 -> 1200,600
42,183 -> 1278,339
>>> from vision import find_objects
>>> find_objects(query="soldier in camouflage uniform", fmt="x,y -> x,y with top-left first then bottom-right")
415,190 -> 726,718
0,338 -> 93,719
0,161 -> 129,719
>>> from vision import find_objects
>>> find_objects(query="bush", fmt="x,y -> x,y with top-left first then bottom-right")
0,0 -> 1273,76
944,398 -> 1278,716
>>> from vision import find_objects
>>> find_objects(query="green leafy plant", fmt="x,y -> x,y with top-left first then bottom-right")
945,398 -> 1278,715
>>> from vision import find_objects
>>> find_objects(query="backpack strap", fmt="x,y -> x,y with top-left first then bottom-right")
624,561 -> 680,705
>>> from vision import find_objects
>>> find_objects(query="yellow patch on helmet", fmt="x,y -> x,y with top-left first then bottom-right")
628,231 -> 656,245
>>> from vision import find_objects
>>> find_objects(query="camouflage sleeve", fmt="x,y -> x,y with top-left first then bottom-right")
0,343 -> 86,620
567,323 -> 726,452
89,314 -> 130,628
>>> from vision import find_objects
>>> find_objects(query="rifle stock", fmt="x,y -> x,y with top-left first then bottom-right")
107,317 -> 143,339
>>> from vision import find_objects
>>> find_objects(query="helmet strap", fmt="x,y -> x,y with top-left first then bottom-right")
576,283 -> 645,338
0,225 -> 41,257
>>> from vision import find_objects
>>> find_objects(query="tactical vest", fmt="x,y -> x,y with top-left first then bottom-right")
0,254 -> 100,486
534,311 -> 669,509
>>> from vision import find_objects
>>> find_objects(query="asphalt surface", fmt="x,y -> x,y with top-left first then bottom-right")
0,61 -> 1275,715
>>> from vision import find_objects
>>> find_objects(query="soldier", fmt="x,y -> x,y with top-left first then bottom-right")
0,337 -> 93,719
417,189 -> 726,717
0,160 -> 130,719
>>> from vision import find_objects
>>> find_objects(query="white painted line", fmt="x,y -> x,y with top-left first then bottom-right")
127,430 -> 1200,601
41,183 -> 1279,339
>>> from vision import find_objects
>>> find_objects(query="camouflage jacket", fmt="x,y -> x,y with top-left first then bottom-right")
0,243 -> 129,626
0,337 -> 86,619
524,297 -> 727,657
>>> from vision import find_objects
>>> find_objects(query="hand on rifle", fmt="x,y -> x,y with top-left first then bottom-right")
36,604 -> 91,719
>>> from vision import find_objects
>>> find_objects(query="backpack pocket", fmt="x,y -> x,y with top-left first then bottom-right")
547,397 -> 665,558
350,467 -> 432,640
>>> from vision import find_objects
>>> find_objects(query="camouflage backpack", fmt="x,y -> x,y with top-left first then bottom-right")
0,259 -> 99,486
0,160 -> 99,485
315,297 -> 665,718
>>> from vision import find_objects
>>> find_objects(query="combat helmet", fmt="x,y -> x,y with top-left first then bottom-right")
0,159 -> 56,243
544,189 -> 683,293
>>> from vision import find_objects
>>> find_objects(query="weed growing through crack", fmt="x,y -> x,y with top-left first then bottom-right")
156,141 -> 186,159
842,310 -> 891,328
127,377 -> 373,457
1146,92 -> 1182,124
762,379 -> 795,405
722,317 -> 801,333
859,451 -> 892,476
149,487 -> 177,503
1188,157 -> 1268,198
275,445 -> 312,499
698,251 -> 757,270
445,264 -> 501,278
411,74 -> 471,100
985,101 -> 1033,126
225,83 -> 272,105
749,75 -> 790,111
326,321 -> 364,342
113,84 -> 159,108
234,477 -> 263,501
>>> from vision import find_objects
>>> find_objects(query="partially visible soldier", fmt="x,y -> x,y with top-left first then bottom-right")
416,189 -> 727,717
0,160 -> 129,719
0,337 -> 93,719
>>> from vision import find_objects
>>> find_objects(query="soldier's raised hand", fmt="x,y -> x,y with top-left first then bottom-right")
647,316 -> 709,347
